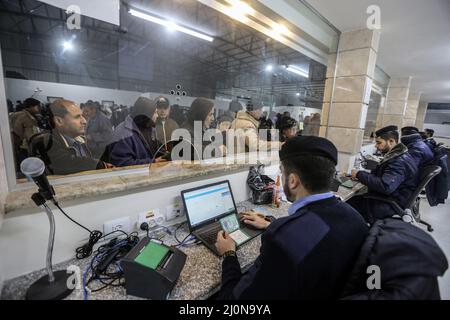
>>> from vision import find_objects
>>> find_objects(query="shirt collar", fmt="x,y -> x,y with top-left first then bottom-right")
288,192 -> 335,216
62,134 -> 76,146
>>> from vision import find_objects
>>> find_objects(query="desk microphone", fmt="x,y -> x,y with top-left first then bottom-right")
20,157 -> 56,202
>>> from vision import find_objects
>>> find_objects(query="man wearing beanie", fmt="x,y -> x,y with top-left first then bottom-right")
106,97 -> 165,166
215,136 -> 368,299
217,99 -> 242,131
230,99 -> 280,152
400,126 -> 434,168
11,97 -> 42,165
348,125 -> 419,223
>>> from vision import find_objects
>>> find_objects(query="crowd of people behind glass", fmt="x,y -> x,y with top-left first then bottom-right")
7,95 -> 323,177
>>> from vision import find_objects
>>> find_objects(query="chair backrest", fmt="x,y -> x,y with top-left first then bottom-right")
404,165 -> 441,209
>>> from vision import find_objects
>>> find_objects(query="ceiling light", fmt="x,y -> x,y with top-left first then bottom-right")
286,65 -> 309,78
296,92 -> 300,96
62,41 -> 73,50
225,0 -> 255,22
129,9 -> 214,42
265,64 -> 273,72
272,23 -> 289,35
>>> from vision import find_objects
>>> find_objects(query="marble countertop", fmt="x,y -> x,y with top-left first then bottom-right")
1,201 -> 286,300
1,183 -> 364,301
5,154 -> 278,214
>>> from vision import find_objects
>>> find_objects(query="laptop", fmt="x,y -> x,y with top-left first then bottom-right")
181,180 -> 264,256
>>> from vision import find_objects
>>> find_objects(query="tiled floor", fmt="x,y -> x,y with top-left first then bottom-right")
419,198 -> 450,299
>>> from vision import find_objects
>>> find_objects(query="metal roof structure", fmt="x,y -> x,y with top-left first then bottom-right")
0,0 -> 326,105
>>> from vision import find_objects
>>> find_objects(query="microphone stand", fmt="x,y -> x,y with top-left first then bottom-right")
25,192 -> 74,300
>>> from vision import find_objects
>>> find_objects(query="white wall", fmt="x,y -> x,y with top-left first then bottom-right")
5,78 -> 234,111
5,78 -> 143,106
423,123 -> 450,138
0,166 -> 278,280
264,106 -> 321,121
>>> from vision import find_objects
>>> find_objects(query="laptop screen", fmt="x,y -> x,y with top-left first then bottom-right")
182,181 -> 236,228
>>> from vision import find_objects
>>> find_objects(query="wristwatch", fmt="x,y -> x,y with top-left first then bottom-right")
222,250 -> 237,258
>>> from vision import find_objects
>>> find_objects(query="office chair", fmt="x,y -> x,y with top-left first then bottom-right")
362,165 -> 442,232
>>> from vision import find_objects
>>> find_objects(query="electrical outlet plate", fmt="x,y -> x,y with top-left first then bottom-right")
165,201 -> 184,221
138,208 -> 164,229
103,216 -> 132,235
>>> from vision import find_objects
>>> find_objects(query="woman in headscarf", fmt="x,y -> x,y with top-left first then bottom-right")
175,97 -> 221,160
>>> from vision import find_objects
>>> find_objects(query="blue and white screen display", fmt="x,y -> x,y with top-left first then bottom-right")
183,182 -> 235,227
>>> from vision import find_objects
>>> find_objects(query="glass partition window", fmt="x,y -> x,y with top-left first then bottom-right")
0,0 -> 333,186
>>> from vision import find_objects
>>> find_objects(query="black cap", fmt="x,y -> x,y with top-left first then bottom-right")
279,136 -> 338,165
401,126 -> 419,135
23,98 -> 40,108
155,96 -> 170,109
376,125 -> 398,137
246,100 -> 263,111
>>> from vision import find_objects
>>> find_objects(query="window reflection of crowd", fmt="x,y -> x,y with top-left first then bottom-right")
8,95 -> 320,177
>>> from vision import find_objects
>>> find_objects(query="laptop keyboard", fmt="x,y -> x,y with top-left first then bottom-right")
201,225 -> 222,244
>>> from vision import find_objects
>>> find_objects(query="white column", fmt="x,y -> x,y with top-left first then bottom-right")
321,29 -> 380,173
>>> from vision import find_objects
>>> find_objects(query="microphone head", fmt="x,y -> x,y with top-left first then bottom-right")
20,157 -> 46,178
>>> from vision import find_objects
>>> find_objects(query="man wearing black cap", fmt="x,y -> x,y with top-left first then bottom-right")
215,136 -> 368,299
348,125 -> 419,223
154,96 -> 179,150
400,126 -> 434,168
230,99 -> 280,152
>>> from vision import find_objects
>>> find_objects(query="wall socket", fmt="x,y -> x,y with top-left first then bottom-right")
165,200 -> 184,221
138,209 -> 164,229
103,216 -> 132,235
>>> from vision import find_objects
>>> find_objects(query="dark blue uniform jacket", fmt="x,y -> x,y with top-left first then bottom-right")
401,133 -> 434,168
219,197 -> 368,299
356,143 -> 419,216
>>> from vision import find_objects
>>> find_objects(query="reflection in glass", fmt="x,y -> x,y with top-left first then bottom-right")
1,0 -> 329,181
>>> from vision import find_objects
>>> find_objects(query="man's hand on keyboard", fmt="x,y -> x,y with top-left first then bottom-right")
215,231 -> 236,256
240,212 -> 271,230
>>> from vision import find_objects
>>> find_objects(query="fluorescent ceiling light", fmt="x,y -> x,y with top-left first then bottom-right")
225,0 -> 255,22
286,65 -> 309,78
129,9 -> 214,42
272,23 -> 289,35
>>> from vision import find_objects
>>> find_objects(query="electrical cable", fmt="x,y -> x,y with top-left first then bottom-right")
54,201 -> 130,259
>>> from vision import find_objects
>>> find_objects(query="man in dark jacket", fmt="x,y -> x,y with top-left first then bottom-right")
349,125 -> 419,223
107,97 -> 166,167
46,99 -> 110,175
154,96 -> 179,150
215,136 -> 369,299
401,126 -> 434,168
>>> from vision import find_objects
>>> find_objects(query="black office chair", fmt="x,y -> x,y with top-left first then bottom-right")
362,165 -> 442,232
